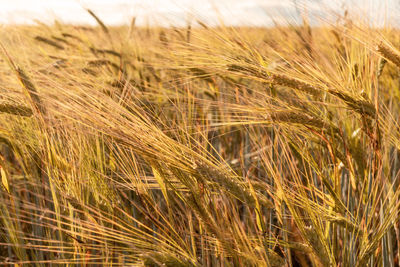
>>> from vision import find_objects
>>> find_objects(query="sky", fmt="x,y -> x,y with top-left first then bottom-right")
0,0 -> 397,27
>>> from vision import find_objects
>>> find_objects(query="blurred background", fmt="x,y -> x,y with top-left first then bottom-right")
0,0 -> 397,27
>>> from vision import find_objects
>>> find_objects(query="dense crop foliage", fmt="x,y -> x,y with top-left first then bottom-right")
0,11 -> 400,266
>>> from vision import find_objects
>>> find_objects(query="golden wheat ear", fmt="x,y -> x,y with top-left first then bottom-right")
0,102 -> 32,117
377,42 -> 400,69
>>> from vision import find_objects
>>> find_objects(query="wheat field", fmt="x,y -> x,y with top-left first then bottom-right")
0,9 -> 400,266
